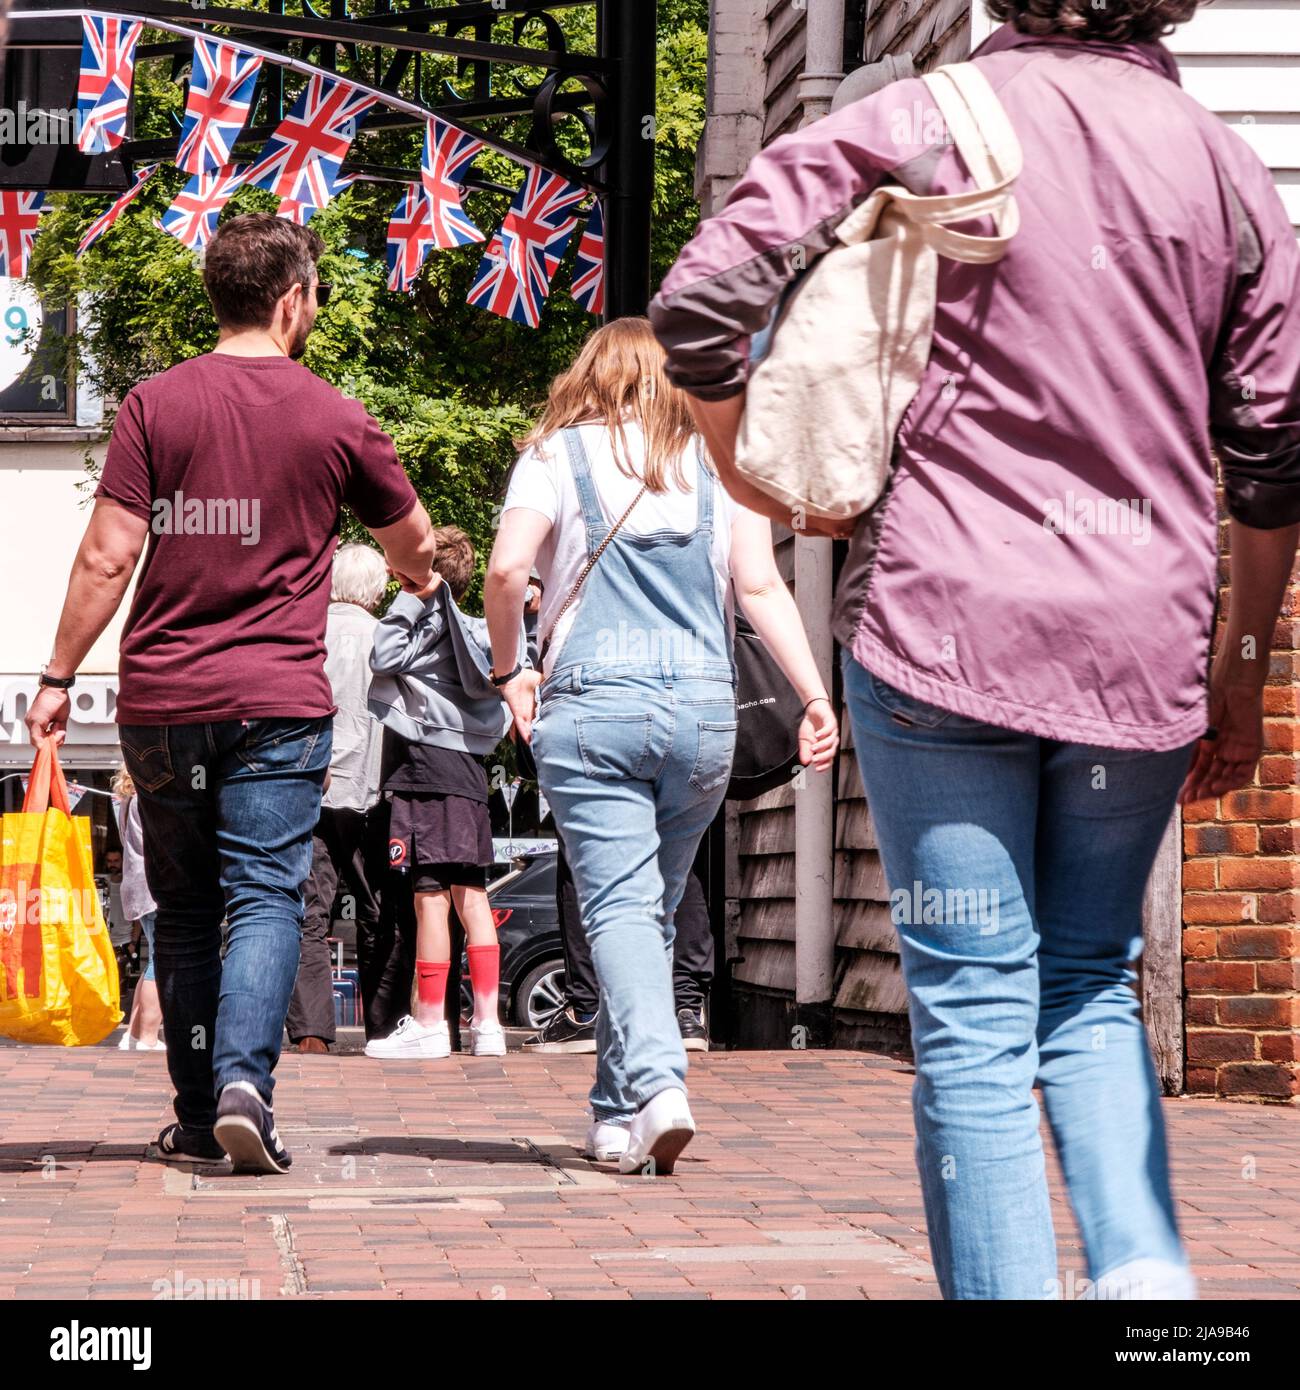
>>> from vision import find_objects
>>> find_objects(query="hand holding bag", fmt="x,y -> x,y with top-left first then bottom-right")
734,61 -> 1023,524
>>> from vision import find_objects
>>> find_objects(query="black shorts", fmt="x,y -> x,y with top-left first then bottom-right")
387,790 -> 493,872
412,863 -> 488,894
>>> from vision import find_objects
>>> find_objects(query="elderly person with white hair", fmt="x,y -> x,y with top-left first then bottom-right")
287,542 -> 390,1054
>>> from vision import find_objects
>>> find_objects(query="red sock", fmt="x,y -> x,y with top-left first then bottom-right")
414,960 -> 449,1023
466,944 -> 500,1025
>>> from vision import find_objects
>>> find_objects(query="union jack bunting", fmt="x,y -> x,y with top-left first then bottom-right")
497,166 -> 588,318
246,75 -> 375,208
76,15 -> 144,155
570,200 -> 605,315
275,171 -> 357,225
77,164 -> 157,256
467,233 -> 537,327
175,38 -> 263,176
386,184 -> 437,293
0,191 -> 45,278
159,162 -> 247,252
419,118 -> 484,249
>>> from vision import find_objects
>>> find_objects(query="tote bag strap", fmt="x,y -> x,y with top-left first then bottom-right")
835,61 -> 1023,266
926,62 -> 1023,191
915,62 -> 1023,262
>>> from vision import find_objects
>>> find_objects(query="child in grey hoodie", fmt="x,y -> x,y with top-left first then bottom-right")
365,527 -> 520,1061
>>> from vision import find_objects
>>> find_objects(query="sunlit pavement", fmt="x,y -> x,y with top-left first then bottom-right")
0,1047 -> 1297,1300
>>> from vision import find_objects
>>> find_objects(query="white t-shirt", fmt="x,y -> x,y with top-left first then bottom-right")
502,421 -> 745,676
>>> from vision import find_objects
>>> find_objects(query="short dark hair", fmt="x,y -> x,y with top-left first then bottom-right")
202,213 -> 325,329
984,0 -> 1201,44
430,526 -> 476,602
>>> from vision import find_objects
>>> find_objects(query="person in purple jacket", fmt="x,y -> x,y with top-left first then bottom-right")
651,0 -> 1300,1299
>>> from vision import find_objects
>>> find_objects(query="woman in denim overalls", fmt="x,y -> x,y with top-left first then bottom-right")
486,320 -> 837,1173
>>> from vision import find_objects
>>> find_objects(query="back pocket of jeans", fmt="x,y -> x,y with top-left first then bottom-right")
119,729 -> 175,793
689,720 -> 738,795
576,713 -> 654,781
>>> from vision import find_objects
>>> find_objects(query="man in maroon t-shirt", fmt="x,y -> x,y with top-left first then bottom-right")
26,214 -> 435,1174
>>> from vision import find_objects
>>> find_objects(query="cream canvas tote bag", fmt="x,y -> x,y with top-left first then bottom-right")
734,62 -> 1024,523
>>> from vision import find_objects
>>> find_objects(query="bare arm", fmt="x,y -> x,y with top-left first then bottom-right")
729,508 -> 839,771
25,499 -> 148,745
1180,519 -> 1300,805
484,507 -> 552,740
369,502 -> 436,593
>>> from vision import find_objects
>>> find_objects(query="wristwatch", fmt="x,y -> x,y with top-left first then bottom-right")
39,666 -> 75,690
490,661 -> 523,688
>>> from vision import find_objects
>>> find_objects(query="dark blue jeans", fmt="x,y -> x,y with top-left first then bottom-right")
121,717 -> 331,1134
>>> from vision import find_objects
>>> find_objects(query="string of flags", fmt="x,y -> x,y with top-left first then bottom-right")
175,37 -> 263,176
0,191 -> 45,277
77,162 -> 156,255
76,15 -> 143,156
1,18 -> 606,325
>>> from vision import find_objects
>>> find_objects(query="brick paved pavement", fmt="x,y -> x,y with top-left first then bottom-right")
0,1047 -> 1297,1300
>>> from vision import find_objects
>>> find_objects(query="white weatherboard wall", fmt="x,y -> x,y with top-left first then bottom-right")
973,2 -> 1300,230
1167,0 -> 1300,231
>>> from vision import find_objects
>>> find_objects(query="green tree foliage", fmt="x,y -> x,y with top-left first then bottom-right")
29,2 -> 707,585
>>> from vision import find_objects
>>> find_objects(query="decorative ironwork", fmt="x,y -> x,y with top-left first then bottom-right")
5,0 -> 656,313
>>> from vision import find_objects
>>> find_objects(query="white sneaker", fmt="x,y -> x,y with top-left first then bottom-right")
470,1020 -> 507,1057
364,1015 -> 451,1059
583,1118 -> 630,1163
618,1087 -> 695,1176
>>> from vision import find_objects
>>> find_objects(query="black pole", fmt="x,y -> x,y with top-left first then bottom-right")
599,0 -> 656,319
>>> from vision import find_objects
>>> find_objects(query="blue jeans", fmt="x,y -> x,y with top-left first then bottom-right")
121,718 -> 331,1133
534,670 -> 736,1121
139,910 -> 157,983
843,657 -> 1196,1300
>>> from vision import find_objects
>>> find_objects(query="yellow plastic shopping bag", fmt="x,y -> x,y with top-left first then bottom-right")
0,739 -> 121,1045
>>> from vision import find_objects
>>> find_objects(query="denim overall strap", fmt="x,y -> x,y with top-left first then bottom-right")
545,429 -> 734,684
561,427 -> 608,552
695,450 -> 715,537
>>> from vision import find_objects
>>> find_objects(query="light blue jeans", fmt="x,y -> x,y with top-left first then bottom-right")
843,657 -> 1197,1300
534,669 -> 736,1121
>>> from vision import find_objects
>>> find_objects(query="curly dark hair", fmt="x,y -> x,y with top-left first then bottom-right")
984,0 -> 1202,44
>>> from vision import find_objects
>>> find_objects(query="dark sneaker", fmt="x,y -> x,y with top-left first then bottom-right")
152,1122 -> 227,1165
214,1082 -> 292,1174
677,1007 -> 709,1053
523,1006 -> 598,1054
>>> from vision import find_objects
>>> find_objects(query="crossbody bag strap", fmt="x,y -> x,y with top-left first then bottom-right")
539,483 -> 648,660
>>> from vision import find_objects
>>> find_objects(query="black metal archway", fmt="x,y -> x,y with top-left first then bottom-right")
2,0 -> 657,316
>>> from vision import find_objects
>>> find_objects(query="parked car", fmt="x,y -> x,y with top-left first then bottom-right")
460,848 -> 565,1028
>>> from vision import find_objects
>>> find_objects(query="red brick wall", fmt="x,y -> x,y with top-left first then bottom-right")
1182,536 -> 1300,1103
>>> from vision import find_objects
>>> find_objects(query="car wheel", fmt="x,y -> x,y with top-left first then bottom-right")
514,959 -> 567,1029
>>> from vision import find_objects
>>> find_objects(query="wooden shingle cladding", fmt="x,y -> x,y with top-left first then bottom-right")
730,527 -> 911,1049
732,529 -> 798,1024
863,0 -> 971,68
762,0 -> 808,142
